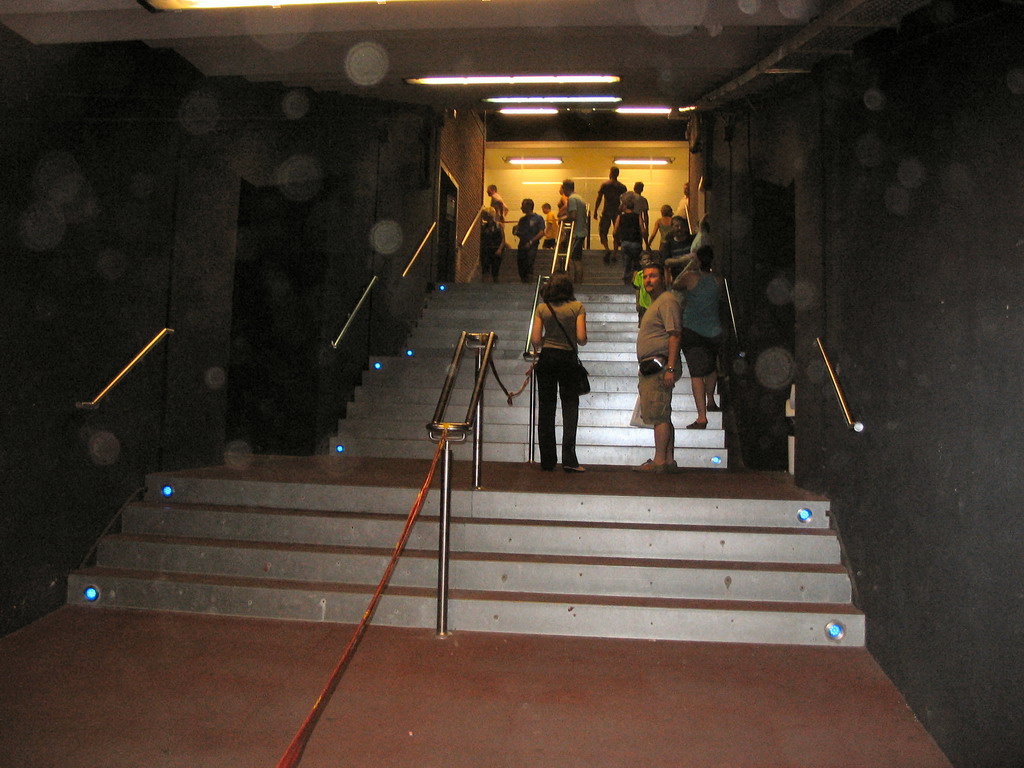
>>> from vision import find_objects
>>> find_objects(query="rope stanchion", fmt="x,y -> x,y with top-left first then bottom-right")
274,435 -> 448,768
487,355 -> 535,406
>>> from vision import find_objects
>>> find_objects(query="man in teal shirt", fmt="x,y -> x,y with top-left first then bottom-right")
559,178 -> 589,283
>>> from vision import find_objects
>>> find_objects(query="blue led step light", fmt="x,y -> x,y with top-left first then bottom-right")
83,586 -> 100,602
161,485 -> 174,498
797,507 -> 813,523
825,620 -> 846,641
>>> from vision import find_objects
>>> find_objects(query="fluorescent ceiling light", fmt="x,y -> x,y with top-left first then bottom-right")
499,107 -> 559,115
486,96 -> 622,104
504,157 -> 563,165
409,75 -> 620,86
616,107 -> 672,115
613,157 -> 673,165
139,0 -> 389,8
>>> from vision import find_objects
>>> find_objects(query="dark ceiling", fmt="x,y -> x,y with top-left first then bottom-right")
1,0 -> 934,113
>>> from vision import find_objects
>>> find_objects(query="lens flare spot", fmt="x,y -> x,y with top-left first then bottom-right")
346,42 -> 389,86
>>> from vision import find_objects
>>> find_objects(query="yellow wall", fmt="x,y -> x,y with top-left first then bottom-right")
484,141 -> 689,220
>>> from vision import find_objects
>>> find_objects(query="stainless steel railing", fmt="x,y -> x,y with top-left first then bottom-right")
548,220 -> 574,275
426,330 -> 499,636
331,221 -> 439,350
816,337 -> 864,432
330,276 -> 378,349
76,328 -> 174,410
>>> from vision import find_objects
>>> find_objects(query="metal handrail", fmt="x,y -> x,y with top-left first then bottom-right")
427,331 -> 498,465
522,274 -> 551,358
815,337 -> 864,432
330,275 -> 378,349
76,328 -> 174,410
521,273 -> 551,464
401,221 -> 437,279
426,330 -> 499,636
460,215 -> 479,248
549,220 -> 574,275
723,277 -> 740,344
331,221 -> 437,349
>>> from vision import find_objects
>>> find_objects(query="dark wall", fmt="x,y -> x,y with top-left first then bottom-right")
708,3 -> 1024,765
0,29 -> 446,636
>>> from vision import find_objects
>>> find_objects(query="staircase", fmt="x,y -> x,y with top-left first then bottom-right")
332,275 -> 728,469
67,457 -> 863,646
65,255 -> 863,648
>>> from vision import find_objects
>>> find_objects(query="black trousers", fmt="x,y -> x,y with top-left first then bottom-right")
536,347 -> 581,470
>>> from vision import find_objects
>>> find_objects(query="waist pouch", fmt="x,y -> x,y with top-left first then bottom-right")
638,356 -> 666,376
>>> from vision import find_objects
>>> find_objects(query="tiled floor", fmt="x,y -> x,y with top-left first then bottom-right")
1,457 -> 952,766
1,606 -> 950,767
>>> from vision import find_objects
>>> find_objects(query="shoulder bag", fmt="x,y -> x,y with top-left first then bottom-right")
544,300 -> 590,396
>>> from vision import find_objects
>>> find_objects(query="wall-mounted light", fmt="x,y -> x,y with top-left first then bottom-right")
409,75 -> 620,86
613,157 -> 673,166
615,107 -> 672,115
503,157 -> 563,166
677,105 -> 698,113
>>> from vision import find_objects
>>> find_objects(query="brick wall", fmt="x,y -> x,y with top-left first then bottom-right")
439,110 -> 485,283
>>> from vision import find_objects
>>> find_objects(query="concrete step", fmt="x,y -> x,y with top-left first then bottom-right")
363,355 -> 667,378
351,384 -> 716,413
118,506 -> 836,564
67,568 -> 862,646
331,437 -> 727,467
95,534 -> 852,603
360,371 -> 695,394
138,478 -> 831,530
344,401 -> 724,429
336,419 -> 725,449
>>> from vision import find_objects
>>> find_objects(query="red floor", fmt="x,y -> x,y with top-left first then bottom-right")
0,606 -> 951,768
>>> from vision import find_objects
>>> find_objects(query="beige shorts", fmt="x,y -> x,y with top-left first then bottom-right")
638,371 -> 673,425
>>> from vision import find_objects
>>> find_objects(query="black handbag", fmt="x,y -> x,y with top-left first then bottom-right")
544,300 -> 590,396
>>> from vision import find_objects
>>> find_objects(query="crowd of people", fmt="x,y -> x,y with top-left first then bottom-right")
486,167 -> 724,474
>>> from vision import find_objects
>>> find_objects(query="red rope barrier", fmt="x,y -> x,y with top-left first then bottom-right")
275,436 -> 448,768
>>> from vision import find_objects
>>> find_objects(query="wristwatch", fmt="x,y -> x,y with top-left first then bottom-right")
666,367 -> 676,372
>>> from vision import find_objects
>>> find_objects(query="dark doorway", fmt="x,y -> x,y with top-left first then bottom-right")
734,178 -> 796,470
225,181 -> 325,455
437,168 -> 458,283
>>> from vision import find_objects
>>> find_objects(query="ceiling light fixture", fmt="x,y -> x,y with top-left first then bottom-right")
138,0 -> 385,8
503,157 -> 563,165
613,157 -> 673,165
499,107 -> 559,115
409,75 -> 620,86
615,107 -> 672,115
486,96 -> 622,104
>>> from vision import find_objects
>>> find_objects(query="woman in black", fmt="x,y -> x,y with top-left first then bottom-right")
530,274 -> 588,472
479,206 -> 505,283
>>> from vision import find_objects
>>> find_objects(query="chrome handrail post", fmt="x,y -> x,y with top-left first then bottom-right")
436,436 -> 453,637
562,219 -> 575,274
473,342 -> 484,489
528,355 -> 537,463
